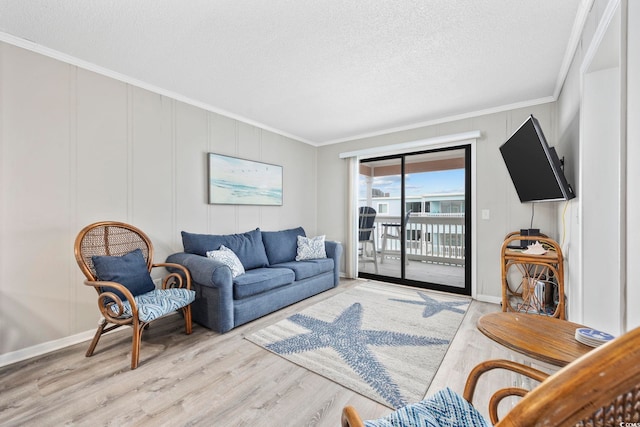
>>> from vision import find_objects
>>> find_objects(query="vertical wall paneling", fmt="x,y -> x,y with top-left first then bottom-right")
170,98 -> 178,249
471,112 -> 509,297
237,122 -> 263,231
76,69 -> 129,223
131,88 -> 174,264
75,68 -> 130,329
68,64 -> 79,332
0,45 -> 73,350
285,137 -> 317,234
206,112 -> 212,232
174,101 -> 209,235
208,113 -> 239,234
0,41 -> 320,359
127,85 -> 134,221
0,42 -> 5,350
260,131 -> 287,231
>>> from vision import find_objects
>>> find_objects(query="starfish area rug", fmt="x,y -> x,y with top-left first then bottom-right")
246,281 -> 470,409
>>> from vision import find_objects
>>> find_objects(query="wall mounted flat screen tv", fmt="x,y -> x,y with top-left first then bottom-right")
500,115 -> 575,202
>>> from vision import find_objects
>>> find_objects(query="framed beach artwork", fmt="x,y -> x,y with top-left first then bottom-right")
208,153 -> 283,206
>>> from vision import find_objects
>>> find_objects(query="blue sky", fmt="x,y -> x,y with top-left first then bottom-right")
360,169 -> 465,198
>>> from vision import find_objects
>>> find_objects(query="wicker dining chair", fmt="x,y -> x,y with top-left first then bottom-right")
74,221 -> 195,369
342,325 -> 640,426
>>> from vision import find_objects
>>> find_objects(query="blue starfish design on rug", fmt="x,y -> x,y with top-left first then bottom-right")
390,292 -> 468,318
265,302 -> 449,408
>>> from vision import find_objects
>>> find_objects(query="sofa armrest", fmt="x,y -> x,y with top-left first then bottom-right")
324,240 -> 343,286
166,252 -> 235,332
166,252 -> 232,289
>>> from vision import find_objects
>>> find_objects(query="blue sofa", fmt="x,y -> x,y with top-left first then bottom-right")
166,227 -> 343,333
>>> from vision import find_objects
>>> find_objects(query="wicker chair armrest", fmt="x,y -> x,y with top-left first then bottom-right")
463,359 -> 549,424
487,387 -> 529,424
84,280 -> 139,323
341,405 -> 365,427
152,262 -> 192,290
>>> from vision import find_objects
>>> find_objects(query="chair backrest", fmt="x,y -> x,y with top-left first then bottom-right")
496,326 -> 640,426
74,221 -> 153,281
344,327 -> 640,427
358,207 -> 377,241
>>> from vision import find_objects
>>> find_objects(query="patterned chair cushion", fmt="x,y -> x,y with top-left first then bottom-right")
364,387 -> 491,427
109,288 -> 196,323
295,235 -> 327,261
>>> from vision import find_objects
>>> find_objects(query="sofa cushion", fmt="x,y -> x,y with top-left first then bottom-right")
270,258 -> 334,281
182,228 -> 269,270
261,227 -> 305,265
92,248 -> 156,301
233,267 -> 295,300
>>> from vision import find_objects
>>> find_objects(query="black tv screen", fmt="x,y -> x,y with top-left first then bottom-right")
500,115 -> 575,202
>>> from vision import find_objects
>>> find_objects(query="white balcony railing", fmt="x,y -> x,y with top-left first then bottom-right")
371,214 -> 465,266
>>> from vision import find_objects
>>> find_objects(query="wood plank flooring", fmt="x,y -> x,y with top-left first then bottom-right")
0,279 -> 557,426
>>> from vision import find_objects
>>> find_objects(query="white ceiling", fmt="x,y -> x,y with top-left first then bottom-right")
0,1 -> 587,145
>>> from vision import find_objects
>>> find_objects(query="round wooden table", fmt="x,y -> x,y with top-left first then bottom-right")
477,312 -> 593,367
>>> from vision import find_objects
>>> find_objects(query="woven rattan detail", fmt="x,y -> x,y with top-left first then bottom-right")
77,223 -> 151,280
575,385 -> 640,427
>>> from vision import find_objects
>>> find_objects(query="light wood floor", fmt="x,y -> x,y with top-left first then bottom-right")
0,279 -> 557,426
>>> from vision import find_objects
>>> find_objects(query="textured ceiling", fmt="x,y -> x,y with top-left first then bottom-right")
0,1 -> 586,145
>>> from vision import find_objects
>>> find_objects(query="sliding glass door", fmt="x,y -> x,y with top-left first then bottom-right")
357,145 -> 471,295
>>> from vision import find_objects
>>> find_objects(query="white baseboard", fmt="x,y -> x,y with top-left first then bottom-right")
0,312 -> 182,369
475,294 -> 502,305
0,329 -> 97,369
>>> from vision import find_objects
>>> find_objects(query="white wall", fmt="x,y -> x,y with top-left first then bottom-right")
0,42 -> 318,358
317,105 -> 559,301
627,0 -> 640,330
556,0 -> 638,333
581,66 -> 621,334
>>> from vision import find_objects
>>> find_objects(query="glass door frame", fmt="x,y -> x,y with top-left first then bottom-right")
358,144 -> 472,296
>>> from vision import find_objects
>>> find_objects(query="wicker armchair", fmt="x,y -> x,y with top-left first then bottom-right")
74,221 -> 195,369
342,325 -> 640,426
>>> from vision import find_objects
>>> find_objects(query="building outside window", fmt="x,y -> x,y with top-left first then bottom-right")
441,201 -> 465,214
405,201 -> 422,213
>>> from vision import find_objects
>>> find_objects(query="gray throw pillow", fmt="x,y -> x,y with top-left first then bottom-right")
295,235 -> 327,261
206,245 -> 245,278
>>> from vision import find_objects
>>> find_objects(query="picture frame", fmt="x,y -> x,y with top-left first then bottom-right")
208,153 -> 283,206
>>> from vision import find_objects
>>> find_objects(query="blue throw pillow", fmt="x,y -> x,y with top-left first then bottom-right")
92,248 -> 156,301
262,227 -> 306,265
181,228 -> 269,270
